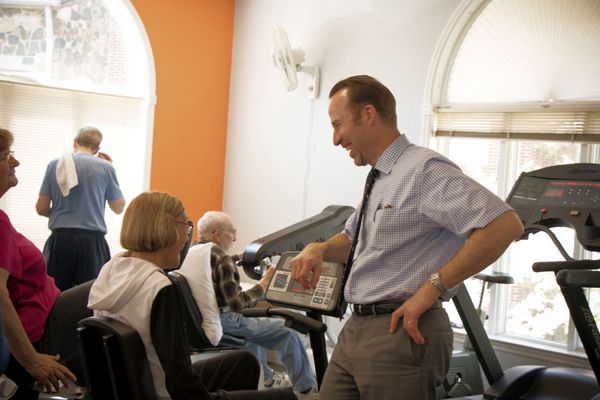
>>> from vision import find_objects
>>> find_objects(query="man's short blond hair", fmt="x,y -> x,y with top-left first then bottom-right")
75,126 -> 103,150
120,192 -> 185,252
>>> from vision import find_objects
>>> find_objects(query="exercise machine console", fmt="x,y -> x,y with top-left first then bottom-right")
241,205 -> 354,280
266,251 -> 344,316
241,205 -> 354,387
507,163 -> 600,251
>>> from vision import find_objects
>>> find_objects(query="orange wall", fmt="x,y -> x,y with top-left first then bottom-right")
130,0 -> 235,229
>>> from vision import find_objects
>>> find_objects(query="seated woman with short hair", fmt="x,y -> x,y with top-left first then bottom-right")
88,191 -> 295,400
0,128 -> 90,399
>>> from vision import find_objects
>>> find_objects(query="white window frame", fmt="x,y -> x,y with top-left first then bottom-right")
423,0 -> 600,359
0,0 -> 156,254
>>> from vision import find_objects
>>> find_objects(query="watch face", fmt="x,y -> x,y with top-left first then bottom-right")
429,273 -> 446,293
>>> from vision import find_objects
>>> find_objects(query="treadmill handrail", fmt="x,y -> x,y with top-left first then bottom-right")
531,232 -> 600,386
557,269 -> 600,288
533,260 -> 600,273
525,225 -> 574,261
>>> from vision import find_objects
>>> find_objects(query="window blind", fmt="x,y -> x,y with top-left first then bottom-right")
0,80 -> 146,254
434,110 -> 600,142
433,0 -> 600,143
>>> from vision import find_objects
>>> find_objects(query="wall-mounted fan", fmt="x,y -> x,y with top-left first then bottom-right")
271,26 -> 320,99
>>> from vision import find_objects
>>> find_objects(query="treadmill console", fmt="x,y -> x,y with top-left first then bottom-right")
506,163 -> 600,251
241,205 -> 355,280
266,251 -> 344,317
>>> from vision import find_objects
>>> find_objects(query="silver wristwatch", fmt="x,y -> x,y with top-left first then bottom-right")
428,272 -> 447,295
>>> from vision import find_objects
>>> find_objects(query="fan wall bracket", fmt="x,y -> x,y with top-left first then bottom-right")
297,64 -> 320,99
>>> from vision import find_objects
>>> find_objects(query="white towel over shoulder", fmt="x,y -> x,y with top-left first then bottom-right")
56,151 -> 78,197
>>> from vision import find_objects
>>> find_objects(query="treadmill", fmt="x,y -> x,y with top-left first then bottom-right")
452,163 -> 600,399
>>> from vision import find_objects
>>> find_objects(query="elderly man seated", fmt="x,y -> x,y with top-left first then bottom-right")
192,211 -> 317,399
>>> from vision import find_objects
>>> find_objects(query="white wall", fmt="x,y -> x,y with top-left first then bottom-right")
224,0 -> 461,253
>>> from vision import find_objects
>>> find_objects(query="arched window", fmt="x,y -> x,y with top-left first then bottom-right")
426,0 -> 600,352
0,0 -> 154,254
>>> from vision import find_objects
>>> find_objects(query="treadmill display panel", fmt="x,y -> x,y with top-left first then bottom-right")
539,181 -> 600,207
266,251 -> 343,314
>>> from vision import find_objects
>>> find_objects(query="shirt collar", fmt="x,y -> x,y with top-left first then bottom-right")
373,135 -> 410,175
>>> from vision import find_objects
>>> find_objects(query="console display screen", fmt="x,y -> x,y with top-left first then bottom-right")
543,188 -> 564,198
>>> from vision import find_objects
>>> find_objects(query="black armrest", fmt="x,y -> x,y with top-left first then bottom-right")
241,307 -> 326,334
219,334 -> 246,347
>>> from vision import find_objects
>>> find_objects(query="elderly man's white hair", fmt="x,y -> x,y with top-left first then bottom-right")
197,211 -> 232,239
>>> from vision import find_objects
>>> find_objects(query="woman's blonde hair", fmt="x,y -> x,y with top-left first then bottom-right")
120,192 -> 185,252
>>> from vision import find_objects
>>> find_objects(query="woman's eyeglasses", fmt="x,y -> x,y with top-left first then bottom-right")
176,220 -> 194,235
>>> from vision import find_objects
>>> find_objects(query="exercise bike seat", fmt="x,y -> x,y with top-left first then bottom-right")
473,272 -> 514,285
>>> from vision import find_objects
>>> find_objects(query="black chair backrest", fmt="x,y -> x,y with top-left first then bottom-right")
178,223 -> 194,268
167,271 -> 213,350
167,271 -> 245,351
77,316 -> 158,400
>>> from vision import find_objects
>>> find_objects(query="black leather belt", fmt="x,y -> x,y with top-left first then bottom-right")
352,301 -> 404,316
352,300 -> 442,316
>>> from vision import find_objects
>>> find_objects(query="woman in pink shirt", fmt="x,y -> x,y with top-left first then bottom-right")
0,128 -> 91,399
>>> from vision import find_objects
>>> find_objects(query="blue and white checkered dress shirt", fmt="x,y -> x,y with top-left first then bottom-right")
343,135 -> 513,305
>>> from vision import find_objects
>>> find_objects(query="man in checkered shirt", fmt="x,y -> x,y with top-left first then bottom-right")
291,75 -> 524,400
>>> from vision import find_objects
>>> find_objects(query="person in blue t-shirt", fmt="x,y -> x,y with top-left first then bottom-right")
36,126 -> 125,290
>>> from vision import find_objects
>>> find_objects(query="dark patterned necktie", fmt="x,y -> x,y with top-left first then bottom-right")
337,167 -> 379,316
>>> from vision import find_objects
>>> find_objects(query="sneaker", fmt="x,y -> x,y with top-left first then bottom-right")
294,385 -> 318,400
264,371 -> 293,389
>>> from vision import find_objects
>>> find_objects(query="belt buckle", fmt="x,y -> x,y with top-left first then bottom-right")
355,304 -> 376,316
355,304 -> 366,315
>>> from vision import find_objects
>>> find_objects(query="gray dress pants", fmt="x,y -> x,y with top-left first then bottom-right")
319,305 -> 453,400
